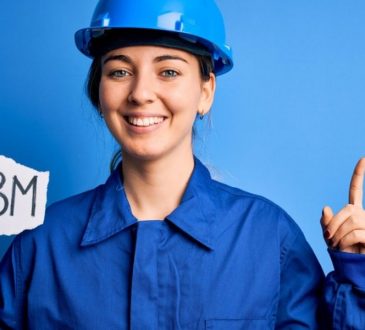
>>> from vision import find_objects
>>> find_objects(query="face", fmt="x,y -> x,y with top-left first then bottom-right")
99,45 -> 215,162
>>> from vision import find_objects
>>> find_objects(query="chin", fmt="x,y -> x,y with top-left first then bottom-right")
120,138 -> 192,163
122,147 -> 167,163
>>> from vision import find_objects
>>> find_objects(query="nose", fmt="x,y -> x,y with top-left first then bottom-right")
128,72 -> 156,106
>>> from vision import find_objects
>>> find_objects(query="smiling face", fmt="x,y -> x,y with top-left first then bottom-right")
99,45 -> 215,162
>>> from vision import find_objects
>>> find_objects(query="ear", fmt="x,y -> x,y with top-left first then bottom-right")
198,73 -> 216,115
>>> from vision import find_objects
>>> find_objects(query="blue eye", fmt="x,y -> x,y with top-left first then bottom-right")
161,70 -> 178,78
109,70 -> 130,78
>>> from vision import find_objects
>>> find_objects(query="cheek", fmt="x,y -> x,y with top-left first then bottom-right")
98,80 -> 109,110
98,80 -> 123,112
167,81 -> 203,113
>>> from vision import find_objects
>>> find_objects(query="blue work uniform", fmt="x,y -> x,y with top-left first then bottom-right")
1,158 -> 365,329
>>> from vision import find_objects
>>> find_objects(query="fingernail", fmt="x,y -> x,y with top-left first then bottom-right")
324,230 -> 330,239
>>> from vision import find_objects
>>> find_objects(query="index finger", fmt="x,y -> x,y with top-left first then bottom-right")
349,157 -> 365,208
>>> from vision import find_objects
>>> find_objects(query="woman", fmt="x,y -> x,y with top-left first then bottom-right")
1,0 -> 365,328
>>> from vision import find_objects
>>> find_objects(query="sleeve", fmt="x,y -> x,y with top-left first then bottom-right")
0,238 -> 25,330
275,229 -> 326,329
323,249 -> 365,329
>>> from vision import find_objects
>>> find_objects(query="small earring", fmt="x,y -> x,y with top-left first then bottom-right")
198,110 -> 205,120
99,110 -> 104,118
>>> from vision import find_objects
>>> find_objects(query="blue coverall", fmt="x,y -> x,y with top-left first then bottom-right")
1,158 -> 364,329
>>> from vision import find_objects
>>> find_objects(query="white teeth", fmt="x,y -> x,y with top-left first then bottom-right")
143,118 -> 149,126
127,116 -> 164,127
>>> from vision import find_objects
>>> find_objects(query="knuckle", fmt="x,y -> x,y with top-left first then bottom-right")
348,215 -> 357,225
352,230 -> 359,241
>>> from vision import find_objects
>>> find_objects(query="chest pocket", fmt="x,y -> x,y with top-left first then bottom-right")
205,319 -> 271,330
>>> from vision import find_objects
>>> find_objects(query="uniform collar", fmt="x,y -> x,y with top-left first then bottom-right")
81,157 -> 216,250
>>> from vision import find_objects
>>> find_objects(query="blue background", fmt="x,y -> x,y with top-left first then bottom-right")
1,0 -> 364,273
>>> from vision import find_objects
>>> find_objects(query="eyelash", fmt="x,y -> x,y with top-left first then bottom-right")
108,70 -> 131,78
106,69 -> 180,79
160,69 -> 179,78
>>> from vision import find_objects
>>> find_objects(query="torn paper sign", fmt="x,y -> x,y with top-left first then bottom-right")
0,156 -> 49,235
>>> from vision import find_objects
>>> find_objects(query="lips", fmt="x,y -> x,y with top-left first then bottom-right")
126,116 -> 165,127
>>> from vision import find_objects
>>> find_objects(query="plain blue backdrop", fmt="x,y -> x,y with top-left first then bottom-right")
1,0 -> 365,273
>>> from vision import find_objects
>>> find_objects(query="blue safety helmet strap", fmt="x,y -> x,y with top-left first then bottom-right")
74,0 -> 233,75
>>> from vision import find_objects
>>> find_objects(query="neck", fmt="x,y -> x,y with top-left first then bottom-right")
121,151 -> 195,220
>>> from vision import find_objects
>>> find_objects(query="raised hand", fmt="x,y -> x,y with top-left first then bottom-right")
321,158 -> 365,254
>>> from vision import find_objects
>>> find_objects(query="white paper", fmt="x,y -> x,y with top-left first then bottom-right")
0,156 -> 49,235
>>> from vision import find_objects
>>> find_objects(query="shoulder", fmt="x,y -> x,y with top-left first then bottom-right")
203,177 -> 318,269
209,179 -> 304,247
46,186 -> 100,225
14,183 -> 103,248
211,179 -> 297,225
3,184 -> 106,295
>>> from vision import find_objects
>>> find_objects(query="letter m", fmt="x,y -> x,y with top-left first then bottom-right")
11,176 -> 38,217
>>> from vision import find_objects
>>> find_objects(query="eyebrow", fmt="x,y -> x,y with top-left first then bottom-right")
102,54 -> 188,65
153,55 -> 188,64
103,54 -> 132,65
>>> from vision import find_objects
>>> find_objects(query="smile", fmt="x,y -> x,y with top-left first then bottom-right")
126,116 -> 165,127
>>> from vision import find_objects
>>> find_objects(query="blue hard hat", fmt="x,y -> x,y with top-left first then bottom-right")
74,0 -> 233,75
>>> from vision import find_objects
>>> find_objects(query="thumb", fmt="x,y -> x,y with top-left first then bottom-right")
321,206 -> 334,227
